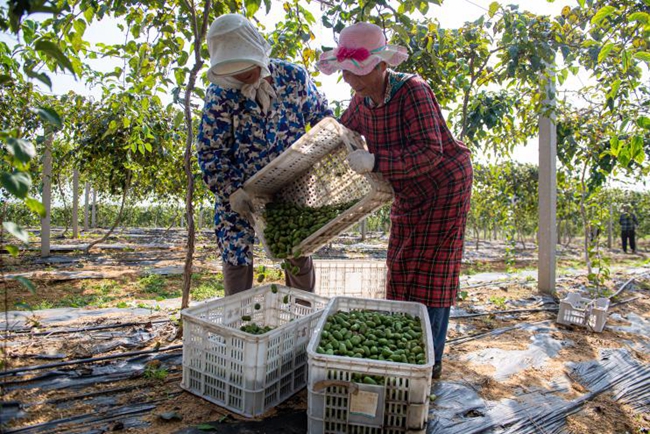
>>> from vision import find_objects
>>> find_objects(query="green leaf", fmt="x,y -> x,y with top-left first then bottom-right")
1,171 -> 32,198
5,245 -> 19,257
33,106 -> 63,129
23,65 -> 52,89
6,138 -> 36,163
0,74 -> 12,85
607,79 -> 621,100
591,6 -> 616,26
73,19 -> 87,37
195,424 -> 216,431
637,116 -> 650,129
488,1 -> 500,18
25,197 -> 46,218
628,12 -> 649,24
633,51 -> 650,63
598,43 -> 615,63
3,222 -> 29,243
577,0 -> 585,7
632,136 -> 645,165
34,40 -> 76,76
609,136 -> 620,157
245,0 -> 262,17
83,6 -> 95,23
13,276 -> 36,294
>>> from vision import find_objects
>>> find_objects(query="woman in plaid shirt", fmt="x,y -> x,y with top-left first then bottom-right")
318,22 -> 473,379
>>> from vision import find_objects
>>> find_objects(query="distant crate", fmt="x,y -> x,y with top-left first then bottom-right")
232,117 -> 393,260
556,292 -> 610,333
314,259 -> 387,299
307,297 -> 434,434
181,284 -> 329,417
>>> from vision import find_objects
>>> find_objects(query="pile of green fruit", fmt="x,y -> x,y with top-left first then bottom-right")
239,323 -> 274,335
263,200 -> 358,258
316,310 -> 426,365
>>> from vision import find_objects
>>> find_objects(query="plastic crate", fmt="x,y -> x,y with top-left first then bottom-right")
180,284 -> 330,417
314,259 -> 387,299
231,117 -> 393,260
556,292 -> 610,333
306,297 -> 434,434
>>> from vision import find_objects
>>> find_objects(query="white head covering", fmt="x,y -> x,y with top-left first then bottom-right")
206,14 -> 277,113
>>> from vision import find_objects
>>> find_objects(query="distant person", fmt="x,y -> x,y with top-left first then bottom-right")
196,14 -> 333,295
619,204 -> 638,253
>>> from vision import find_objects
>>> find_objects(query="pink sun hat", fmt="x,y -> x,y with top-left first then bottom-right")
317,22 -> 409,76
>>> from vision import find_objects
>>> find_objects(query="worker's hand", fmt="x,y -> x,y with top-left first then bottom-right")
229,190 -> 254,220
346,149 -> 375,174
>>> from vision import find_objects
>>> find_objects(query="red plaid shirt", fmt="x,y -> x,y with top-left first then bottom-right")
341,73 -> 473,307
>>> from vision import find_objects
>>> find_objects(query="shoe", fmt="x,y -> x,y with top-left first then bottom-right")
432,362 -> 442,379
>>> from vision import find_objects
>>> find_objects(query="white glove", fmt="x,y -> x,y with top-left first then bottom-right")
229,190 -> 254,218
346,150 -> 375,174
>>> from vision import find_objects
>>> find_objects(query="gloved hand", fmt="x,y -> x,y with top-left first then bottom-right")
346,149 -> 375,174
229,190 -> 254,219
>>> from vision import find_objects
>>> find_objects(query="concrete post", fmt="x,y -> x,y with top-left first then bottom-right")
41,134 -> 53,257
72,169 -> 79,239
538,66 -> 557,295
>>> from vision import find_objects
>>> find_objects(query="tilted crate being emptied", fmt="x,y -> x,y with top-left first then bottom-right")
230,117 -> 393,260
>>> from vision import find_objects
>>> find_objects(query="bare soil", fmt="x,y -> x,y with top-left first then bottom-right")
1,228 -> 649,433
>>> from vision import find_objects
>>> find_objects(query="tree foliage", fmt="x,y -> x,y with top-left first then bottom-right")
1,0 -> 649,292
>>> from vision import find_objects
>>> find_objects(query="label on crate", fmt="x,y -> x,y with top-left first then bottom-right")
349,390 -> 379,418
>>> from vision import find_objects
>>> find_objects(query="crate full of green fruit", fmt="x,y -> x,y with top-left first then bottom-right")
306,296 -> 435,434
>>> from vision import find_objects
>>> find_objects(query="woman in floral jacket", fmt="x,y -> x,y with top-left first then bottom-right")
197,14 -> 332,295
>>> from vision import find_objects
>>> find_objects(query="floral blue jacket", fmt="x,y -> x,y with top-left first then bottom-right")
197,59 -> 332,265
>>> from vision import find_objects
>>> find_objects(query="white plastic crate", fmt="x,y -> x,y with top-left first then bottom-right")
556,292 -> 610,333
314,259 -> 387,299
181,284 -> 330,417
231,117 -> 393,260
307,297 -> 434,434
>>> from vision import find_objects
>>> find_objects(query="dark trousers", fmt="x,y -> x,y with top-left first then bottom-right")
223,257 -> 315,296
427,306 -> 451,365
621,229 -> 636,253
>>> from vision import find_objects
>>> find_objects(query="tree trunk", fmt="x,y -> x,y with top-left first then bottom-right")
579,162 -> 591,275
180,0 -> 212,310
84,182 -> 90,232
41,134 -> 53,257
607,199 -> 613,249
91,188 -> 97,228
55,173 -> 71,237
84,177 -> 131,254
518,229 -> 527,251
360,218 -> 366,241
72,169 -> 79,239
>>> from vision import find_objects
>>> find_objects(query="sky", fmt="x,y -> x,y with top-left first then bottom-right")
3,0 -> 646,189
